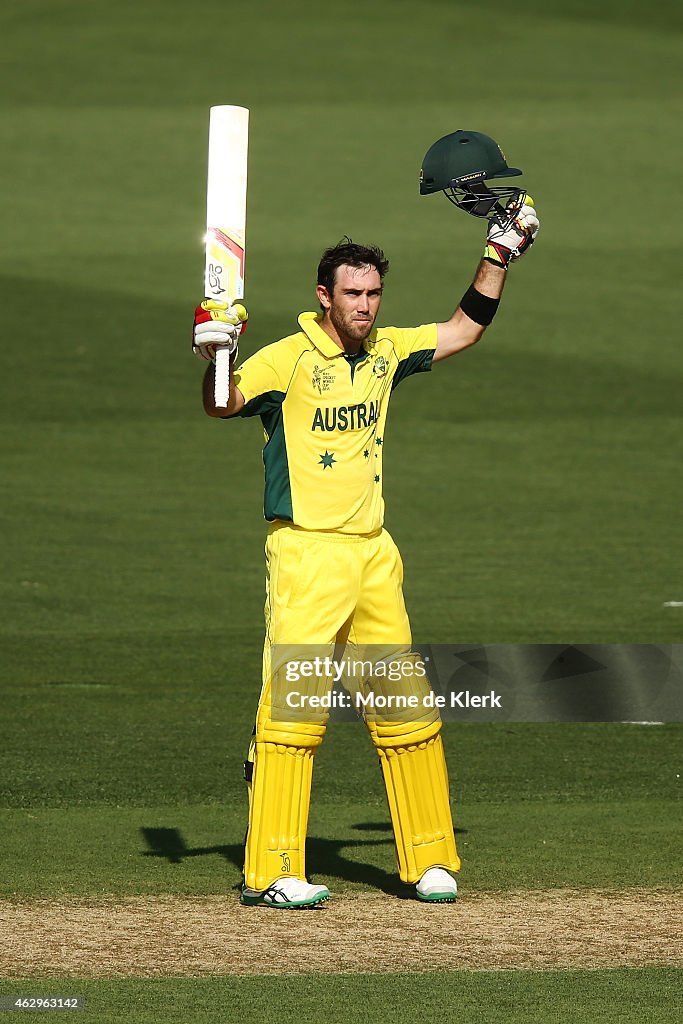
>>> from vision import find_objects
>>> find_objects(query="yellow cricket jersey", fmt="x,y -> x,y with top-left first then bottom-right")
234,312 -> 437,534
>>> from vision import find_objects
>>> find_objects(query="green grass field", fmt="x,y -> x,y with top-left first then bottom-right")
1,971 -> 681,1024
1,0 -> 681,1020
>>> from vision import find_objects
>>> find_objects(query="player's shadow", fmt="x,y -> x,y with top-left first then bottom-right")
140,827 -> 243,875
313,821 -> 467,897
140,825 -> 397,893
140,822 -> 467,897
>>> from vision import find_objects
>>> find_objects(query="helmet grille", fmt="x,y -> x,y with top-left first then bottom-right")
445,178 -> 525,225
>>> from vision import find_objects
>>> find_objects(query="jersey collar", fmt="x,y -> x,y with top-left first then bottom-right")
298,311 -> 377,359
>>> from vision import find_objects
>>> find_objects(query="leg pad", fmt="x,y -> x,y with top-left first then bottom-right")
375,728 -> 460,883
244,740 -> 316,892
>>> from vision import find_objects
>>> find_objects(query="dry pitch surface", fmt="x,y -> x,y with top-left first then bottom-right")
1,889 -> 680,977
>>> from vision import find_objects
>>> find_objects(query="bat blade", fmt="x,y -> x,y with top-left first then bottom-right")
205,105 -> 249,407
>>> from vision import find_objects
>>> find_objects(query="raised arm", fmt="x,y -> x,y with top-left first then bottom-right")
433,199 -> 539,364
434,259 -> 506,362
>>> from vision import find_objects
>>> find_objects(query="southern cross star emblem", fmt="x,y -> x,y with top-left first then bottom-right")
363,449 -> 370,459
375,436 -> 383,446
319,451 -> 336,469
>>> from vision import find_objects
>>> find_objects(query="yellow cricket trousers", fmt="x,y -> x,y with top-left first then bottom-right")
243,522 -> 460,890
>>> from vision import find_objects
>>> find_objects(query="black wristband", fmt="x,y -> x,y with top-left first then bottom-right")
459,284 -> 500,326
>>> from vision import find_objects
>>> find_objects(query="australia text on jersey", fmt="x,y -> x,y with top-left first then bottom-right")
311,401 -> 379,432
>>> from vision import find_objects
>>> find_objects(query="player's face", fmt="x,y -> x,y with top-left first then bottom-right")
317,264 -> 383,346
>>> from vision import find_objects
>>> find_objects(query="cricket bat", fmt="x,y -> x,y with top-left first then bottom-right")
204,105 -> 249,407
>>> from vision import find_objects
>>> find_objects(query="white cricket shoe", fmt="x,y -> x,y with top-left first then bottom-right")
240,877 -> 330,908
415,867 -> 458,903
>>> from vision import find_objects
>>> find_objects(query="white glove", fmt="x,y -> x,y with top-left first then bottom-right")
192,300 -> 248,361
484,196 -> 540,269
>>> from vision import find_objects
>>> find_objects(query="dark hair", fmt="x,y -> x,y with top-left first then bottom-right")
317,236 -> 389,296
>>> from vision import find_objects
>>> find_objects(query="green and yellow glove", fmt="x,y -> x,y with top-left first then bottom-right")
192,300 -> 248,361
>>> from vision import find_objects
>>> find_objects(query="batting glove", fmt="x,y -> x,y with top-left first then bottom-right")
192,300 -> 248,361
484,197 -> 540,270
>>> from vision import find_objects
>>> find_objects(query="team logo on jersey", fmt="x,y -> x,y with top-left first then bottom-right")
373,355 -> 388,378
312,364 -> 336,394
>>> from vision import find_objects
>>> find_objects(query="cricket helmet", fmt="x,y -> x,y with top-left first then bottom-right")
420,130 -> 525,221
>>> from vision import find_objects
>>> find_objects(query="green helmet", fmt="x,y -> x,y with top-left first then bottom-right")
420,130 -> 525,221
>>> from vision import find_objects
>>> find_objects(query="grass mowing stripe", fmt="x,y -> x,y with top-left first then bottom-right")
0,970 -> 681,1023
1,799 -> 679,898
2,717 -> 679,809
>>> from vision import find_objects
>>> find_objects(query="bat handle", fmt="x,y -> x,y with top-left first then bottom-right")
214,346 -> 232,408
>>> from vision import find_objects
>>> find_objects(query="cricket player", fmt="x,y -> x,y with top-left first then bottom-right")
193,203 -> 539,908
